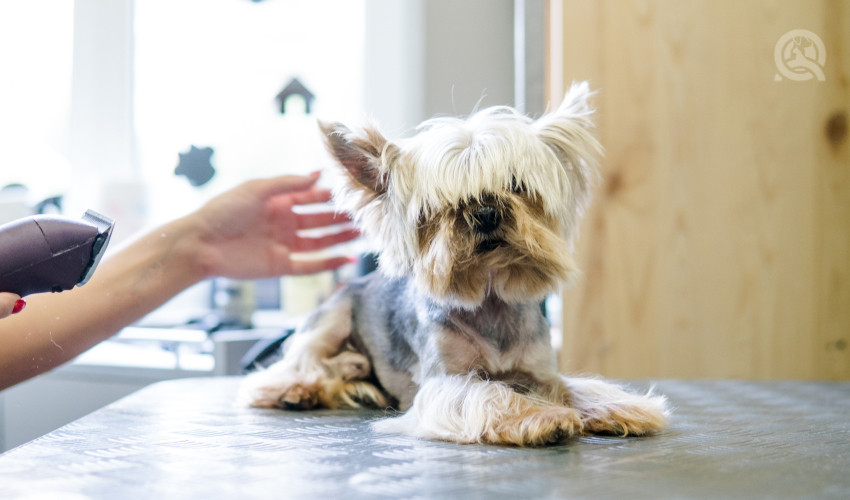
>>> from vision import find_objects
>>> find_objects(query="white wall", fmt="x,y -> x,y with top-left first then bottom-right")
365,0 -> 515,136
423,0 -> 515,117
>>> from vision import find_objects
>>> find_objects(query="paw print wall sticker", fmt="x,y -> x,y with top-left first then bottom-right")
175,145 -> 216,187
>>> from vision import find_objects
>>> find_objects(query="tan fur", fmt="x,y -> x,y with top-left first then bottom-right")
238,298 -> 390,411
372,374 -> 584,446
561,376 -> 669,436
412,192 -> 578,307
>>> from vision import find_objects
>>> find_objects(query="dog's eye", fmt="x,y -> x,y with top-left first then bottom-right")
510,176 -> 527,194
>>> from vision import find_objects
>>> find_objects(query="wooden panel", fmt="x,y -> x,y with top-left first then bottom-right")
556,0 -> 850,380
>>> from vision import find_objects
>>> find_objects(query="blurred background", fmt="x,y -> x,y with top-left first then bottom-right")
0,0 -> 847,450
555,1 -> 848,383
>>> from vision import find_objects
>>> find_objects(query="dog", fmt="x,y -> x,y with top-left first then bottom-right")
239,82 -> 669,446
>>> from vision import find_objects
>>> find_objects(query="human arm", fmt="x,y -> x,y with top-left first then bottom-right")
0,173 -> 357,390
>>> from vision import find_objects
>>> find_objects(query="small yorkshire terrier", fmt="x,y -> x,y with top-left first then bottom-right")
240,83 -> 669,445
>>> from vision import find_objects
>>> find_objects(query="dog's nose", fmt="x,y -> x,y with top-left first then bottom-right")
472,206 -> 501,234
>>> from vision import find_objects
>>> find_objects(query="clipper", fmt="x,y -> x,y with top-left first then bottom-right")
0,210 -> 115,297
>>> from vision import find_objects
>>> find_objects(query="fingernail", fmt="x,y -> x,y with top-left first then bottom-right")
12,299 -> 26,314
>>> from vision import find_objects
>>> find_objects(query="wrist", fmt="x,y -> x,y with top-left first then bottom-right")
147,215 -> 211,288
172,212 -> 223,283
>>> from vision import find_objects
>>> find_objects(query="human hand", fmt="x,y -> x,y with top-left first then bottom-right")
188,172 -> 359,280
0,293 -> 24,319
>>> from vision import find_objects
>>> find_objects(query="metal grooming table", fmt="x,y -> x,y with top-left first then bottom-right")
0,378 -> 847,499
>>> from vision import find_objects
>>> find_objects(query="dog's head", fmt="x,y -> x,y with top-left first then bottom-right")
321,82 -> 602,309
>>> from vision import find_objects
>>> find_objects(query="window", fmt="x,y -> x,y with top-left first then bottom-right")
0,0 -> 368,327
0,0 -> 365,231
0,0 -> 75,212
135,0 -> 365,224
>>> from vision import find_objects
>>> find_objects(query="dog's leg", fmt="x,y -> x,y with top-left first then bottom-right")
239,294 -> 388,410
509,342 -> 669,436
372,374 -> 583,446
560,376 -> 669,436
319,351 -> 390,408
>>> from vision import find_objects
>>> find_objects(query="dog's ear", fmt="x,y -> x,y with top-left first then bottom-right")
534,81 -> 603,217
319,120 -> 396,196
318,120 -> 412,276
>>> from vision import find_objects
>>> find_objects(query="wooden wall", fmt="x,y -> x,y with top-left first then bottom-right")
555,0 -> 850,380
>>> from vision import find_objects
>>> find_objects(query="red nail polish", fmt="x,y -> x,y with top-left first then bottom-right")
12,299 -> 26,314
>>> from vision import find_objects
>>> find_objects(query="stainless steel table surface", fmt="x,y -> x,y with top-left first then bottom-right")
1,377 -> 848,499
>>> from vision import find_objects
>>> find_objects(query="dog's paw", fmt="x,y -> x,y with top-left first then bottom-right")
276,382 -> 322,410
563,377 -> 669,436
373,403 -> 582,446
239,352 -> 386,411
238,366 -> 322,410
371,375 -> 585,446
489,406 -> 583,446
323,351 -> 371,381
579,393 -> 669,437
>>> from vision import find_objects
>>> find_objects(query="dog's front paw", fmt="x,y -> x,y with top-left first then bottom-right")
563,377 -> 669,436
373,375 -> 585,446
489,406 -> 583,446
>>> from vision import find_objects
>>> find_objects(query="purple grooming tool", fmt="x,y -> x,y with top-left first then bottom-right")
0,210 -> 114,297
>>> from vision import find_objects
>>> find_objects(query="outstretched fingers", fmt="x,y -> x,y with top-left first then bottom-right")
294,229 -> 360,252
288,256 -> 357,275
295,210 -> 351,230
252,172 -> 321,199
287,187 -> 333,206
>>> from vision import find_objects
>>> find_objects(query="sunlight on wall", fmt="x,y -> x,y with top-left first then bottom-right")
0,0 -> 74,203
135,0 -> 366,223
0,0 -> 365,228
